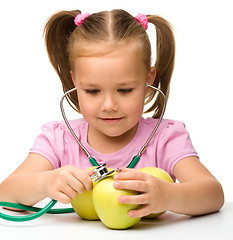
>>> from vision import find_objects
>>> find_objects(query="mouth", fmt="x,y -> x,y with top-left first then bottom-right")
100,117 -> 124,123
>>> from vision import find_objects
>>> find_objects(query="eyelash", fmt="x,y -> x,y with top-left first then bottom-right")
118,88 -> 133,94
85,89 -> 133,94
85,89 -> 100,94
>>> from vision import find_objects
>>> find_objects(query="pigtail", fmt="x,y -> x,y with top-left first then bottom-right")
44,10 -> 81,111
145,15 -> 175,118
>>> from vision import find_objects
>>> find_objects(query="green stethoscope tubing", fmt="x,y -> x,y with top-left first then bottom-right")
0,200 -> 59,222
0,84 -> 166,222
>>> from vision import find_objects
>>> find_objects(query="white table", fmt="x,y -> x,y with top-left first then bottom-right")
1,202 -> 232,240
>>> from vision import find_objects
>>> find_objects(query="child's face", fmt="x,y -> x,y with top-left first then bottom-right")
71,43 -> 155,141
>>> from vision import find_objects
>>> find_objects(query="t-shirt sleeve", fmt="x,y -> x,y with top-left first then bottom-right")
29,122 -> 66,169
156,120 -> 198,179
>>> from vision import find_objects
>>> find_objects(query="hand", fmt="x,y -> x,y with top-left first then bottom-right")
113,168 -> 172,218
44,166 -> 94,204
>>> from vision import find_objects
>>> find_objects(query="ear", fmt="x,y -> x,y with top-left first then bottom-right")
70,70 -> 76,87
147,67 -> 156,86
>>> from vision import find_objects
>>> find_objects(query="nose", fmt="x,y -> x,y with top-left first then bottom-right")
101,93 -> 118,112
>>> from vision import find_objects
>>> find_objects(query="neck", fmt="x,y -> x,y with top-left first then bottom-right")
87,123 -> 138,154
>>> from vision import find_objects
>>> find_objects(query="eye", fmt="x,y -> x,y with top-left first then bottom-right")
85,89 -> 100,94
118,88 -> 133,94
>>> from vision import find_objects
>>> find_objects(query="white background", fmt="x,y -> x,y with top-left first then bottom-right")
0,0 -> 232,204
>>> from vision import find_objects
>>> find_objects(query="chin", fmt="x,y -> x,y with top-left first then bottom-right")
104,131 -> 126,138
104,127 -> 136,139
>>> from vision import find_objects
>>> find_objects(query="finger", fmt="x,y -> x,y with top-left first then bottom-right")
87,169 -> 95,176
70,179 -> 86,193
72,169 -> 93,191
114,179 -> 148,192
63,173 -> 86,193
128,205 -> 152,218
55,191 -> 72,204
118,193 -> 148,205
59,184 -> 80,198
79,170 -> 93,191
114,168 -> 147,181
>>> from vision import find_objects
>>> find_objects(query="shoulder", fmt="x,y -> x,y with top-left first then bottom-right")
140,117 -> 191,144
140,117 -> 186,133
40,118 -> 87,138
144,118 -> 196,156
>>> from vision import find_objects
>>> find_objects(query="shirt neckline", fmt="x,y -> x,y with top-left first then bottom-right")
82,118 -> 144,158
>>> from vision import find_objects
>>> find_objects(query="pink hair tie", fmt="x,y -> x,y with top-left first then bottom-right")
134,13 -> 148,30
74,13 -> 91,26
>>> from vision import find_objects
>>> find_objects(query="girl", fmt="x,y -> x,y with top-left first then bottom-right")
0,9 -> 224,218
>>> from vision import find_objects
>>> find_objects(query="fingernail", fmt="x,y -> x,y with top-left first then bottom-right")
118,196 -> 125,202
114,174 -> 119,180
128,211 -> 134,217
114,181 -> 120,188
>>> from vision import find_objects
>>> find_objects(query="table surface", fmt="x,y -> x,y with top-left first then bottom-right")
1,201 -> 232,240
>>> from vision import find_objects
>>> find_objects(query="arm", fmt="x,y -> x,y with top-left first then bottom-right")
0,153 -> 93,206
169,157 -> 224,215
169,156 -> 224,215
113,156 -> 224,217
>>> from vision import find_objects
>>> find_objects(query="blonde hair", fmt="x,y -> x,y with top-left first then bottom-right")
44,9 -> 175,118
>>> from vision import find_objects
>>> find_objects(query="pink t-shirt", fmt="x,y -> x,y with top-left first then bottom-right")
30,117 -> 198,181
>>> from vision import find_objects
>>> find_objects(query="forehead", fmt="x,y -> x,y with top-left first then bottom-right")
70,39 -> 145,67
72,42 -> 147,77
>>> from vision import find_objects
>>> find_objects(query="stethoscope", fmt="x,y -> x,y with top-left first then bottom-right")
0,83 -> 166,222
60,83 -> 166,168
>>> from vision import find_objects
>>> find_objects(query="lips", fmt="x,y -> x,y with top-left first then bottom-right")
100,117 -> 123,123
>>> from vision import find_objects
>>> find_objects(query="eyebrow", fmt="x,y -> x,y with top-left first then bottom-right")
115,81 -> 139,86
79,82 -> 99,87
79,81 -> 139,87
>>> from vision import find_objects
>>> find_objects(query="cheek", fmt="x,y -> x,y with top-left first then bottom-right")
123,94 -> 145,115
78,94 -> 96,117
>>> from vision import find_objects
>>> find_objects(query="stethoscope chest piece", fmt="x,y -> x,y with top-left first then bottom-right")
91,163 -> 115,182
0,84 -> 167,222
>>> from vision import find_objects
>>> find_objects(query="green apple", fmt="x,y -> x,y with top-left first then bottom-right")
71,188 -> 99,220
92,174 -> 141,229
138,167 -> 174,218
71,167 -> 99,220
